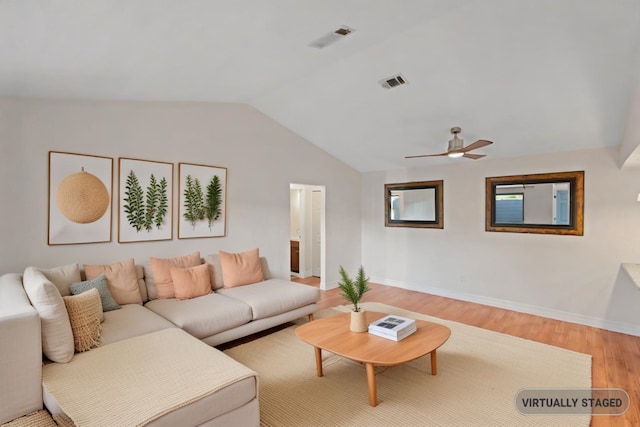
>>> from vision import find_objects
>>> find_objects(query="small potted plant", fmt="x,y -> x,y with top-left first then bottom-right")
337,265 -> 371,332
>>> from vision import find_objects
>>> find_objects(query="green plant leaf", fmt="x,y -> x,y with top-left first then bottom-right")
337,265 -> 370,312
183,175 -> 205,230
144,174 -> 158,232
205,175 -> 222,230
123,170 -> 145,232
155,177 -> 168,229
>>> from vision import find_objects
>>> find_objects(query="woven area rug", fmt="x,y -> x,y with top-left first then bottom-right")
224,302 -> 592,427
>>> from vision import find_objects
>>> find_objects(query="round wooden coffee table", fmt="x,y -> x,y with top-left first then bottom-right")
295,311 -> 451,406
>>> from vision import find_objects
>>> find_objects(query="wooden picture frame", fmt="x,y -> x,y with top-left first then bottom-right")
485,171 -> 584,235
48,151 -> 113,245
118,158 -> 174,243
178,162 -> 227,239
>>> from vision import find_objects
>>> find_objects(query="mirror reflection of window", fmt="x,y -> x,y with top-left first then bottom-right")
495,193 -> 523,224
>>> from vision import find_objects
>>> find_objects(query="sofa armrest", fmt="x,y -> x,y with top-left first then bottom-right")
0,273 -> 43,424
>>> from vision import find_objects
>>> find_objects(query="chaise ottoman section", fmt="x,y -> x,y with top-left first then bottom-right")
217,279 -> 320,320
42,328 -> 259,427
144,293 -> 252,339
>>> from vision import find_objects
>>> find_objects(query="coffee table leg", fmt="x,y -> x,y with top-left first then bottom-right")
365,363 -> 377,407
314,347 -> 323,377
431,349 -> 437,375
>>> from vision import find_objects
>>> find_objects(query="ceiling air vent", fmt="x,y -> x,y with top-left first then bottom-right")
309,26 -> 355,49
379,74 -> 408,89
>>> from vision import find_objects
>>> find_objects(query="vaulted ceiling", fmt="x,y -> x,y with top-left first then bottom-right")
2,0 -> 640,172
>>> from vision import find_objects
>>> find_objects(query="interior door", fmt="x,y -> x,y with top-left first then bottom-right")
311,189 -> 322,277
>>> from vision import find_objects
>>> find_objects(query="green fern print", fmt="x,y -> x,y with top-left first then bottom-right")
124,171 -> 169,233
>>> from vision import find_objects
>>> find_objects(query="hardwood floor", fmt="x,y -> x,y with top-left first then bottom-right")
292,277 -> 640,427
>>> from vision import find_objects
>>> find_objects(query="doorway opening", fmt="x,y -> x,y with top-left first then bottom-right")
290,184 -> 325,288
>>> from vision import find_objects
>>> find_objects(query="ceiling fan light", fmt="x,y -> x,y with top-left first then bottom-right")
448,152 -> 464,158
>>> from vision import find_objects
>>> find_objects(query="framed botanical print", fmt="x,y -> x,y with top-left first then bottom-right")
118,158 -> 174,243
178,162 -> 227,239
48,151 -> 113,245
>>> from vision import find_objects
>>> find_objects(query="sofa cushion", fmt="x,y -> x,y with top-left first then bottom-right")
205,254 -> 271,290
22,267 -> 74,363
217,279 -> 321,320
84,258 -> 142,305
69,275 -> 121,316
42,328 -> 258,427
219,248 -> 264,288
100,305 -> 176,346
37,264 -> 82,297
171,264 -> 212,300
149,252 -> 201,299
63,288 -> 102,352
145,293 -> 252,339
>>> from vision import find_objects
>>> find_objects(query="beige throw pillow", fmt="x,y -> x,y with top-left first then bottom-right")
171,264 -> 213,300
219,248 -> 264,288
149,252 -> 201,299
63,288 -> 102,352
22,267 -> 74,363
84,258 -> 142,305
37,263 -> 82,297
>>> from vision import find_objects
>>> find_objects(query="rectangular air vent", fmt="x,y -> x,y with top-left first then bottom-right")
309,26 -> 355,49
379,74 -> 408,89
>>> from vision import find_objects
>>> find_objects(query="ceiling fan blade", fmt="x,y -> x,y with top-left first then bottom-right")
404,152 -> 448,159
463,153 -> 485,160
459,139 -> 493,153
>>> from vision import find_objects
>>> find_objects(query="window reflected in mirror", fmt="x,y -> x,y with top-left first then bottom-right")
486,171 -> 583,235
385,180 -> 443,228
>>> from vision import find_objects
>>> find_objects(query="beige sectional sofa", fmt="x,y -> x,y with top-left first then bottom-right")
0,251 -> 320,426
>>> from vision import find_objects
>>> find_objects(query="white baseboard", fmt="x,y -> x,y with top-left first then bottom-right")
370,276 -> 640,337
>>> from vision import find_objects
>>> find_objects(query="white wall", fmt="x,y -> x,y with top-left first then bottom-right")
0,98 -> 362,285
362,146 -> 640,335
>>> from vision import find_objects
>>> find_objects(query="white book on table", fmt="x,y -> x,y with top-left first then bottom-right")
368,315 -> 416,337
368,323 -> 417,341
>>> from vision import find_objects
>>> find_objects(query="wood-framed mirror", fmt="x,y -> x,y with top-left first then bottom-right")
385,180 -> 444,229
485,171 -> 584,235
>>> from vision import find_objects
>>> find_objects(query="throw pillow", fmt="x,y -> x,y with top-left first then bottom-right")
22,267 -> 74,363
149,252 -> 201,299
37,263 -> 82,297
63,288 -> 102,352
170,264 -> 213,300
219,248 -> 264,288
69,275 -> 121,317
204,254 -> 224,290
84,258 -> 142,305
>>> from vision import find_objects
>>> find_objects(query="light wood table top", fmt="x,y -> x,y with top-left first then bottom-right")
295,311 -> 451,406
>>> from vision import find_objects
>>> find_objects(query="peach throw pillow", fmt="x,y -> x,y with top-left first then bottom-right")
170,264 -> 213,300
84,258 -> 142,305
219,248 -> 264,288
150,251 -> 201,299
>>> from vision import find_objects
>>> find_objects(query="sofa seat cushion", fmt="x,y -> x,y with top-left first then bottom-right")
100,304 -> 176,346
217,279 -> 320,320
42,328 -> 258,427
144,293 -> 252,339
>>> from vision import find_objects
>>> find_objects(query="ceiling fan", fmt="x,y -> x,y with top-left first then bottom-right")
405,127 -> 493,160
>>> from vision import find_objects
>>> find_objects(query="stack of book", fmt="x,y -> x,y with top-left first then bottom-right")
368,315 -> 417,341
